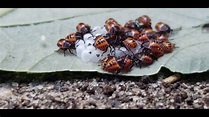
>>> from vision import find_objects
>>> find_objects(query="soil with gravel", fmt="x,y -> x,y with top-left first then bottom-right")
1,73 -> 209,109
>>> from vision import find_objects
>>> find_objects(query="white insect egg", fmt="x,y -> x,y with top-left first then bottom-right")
114,47 -> 127,58
92,26 -> 107,37
92,26 -> 101,32
129,47 -> 138,55
119,47 -> 127,52
81,49 -> 92,62
90,49 -> 103,63
121,47 -> 129,54
100,26 -> 108,35
85,39 -> 95,47
126,50 -> 135,56
75,40 -> 85,48
94,34 -> 102,38
86,45 -> 96,52
83,33 -> 94,41
76,44 -> 86,58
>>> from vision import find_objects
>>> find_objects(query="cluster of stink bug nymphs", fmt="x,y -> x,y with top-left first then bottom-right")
56,15 -> 175,74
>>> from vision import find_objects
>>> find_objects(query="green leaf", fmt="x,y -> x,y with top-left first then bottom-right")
0,8 -> 209,76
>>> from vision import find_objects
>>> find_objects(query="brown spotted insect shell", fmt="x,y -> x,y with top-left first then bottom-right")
148,41 -> 164,57
56,38 -> 75,56
124,20 -> 138,30
123,37 -> 138,49
105,18 -> 119,25
156,35 -> 169,43
141,28 -> 157,40
138,34 -> 149,43
155,22 -> 171,35
161,41 -> 175,53
65,33 -> 77,44
136,15 -> 152,28
57,38 -> 71,51
117,55 -> 134,72
76,22 -> 91,35
93,35 -> 110,52
124,29 -> 141,40
140,54 -> 154,65
101,56 -> 121,74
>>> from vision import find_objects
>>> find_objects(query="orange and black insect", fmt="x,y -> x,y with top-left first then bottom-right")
139,54 -> 154,65
124,20 -> 138,30
65,32 -> 83,49
105,18 -> 124,37
56,38 -> 75,56
141,28 -> 157,40
105,18 -> 119,25
136,15 -> 152,31
117,55 -> 134,72
93,35 -> 111,54
104,18 -> 125,47
122,37 -> 138,50
138,41 -> 159,60
101,55 -> 110,69
136,15 -> 152,27
123,29 -> 141,40
76,22 -> 91,35
160,41 -> 175,53
134,52 -> 154,68
105,18 -> 119,30
140,40 -> 164,58
156,35 -> 169,43
65,33 -> 77,44
138,34 -> 150,44
155,22 -> 171,36
105,22 -> 123,37
101,55 -> 121,74
148,41 -> 164,58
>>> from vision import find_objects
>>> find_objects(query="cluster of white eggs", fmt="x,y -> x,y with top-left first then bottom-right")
75,26 -> 142,63
75,26 -> 108,63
